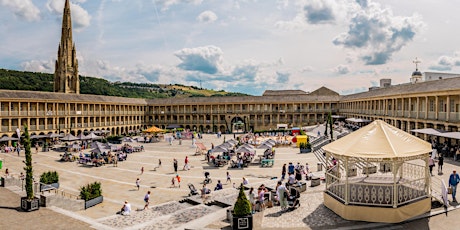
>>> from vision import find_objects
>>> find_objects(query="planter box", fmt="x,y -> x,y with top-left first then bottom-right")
230,212 -> 253,230
21,197 -> 40,212
40,182 -> 59,192
300,148 -> 311,153
85,196 -> 103,209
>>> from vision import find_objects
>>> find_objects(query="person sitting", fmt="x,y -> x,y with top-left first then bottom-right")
120,200 -> 131,215
214,180 -> 223,191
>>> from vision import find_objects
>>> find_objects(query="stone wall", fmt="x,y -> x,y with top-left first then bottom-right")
40,192 -> 84,211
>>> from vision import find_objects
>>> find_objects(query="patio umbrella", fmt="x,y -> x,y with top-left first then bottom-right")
47,133 -> 63,138
221,142 -> 235,148
30,134 -> 48,139
76,133 -> 90,140
257,143 -> 273,150
86,132 -> 102,140
143,126 -> 165,133
0,136 -> 19,142
123,137 -> 137,142
60,134 -> 78,141
211,145 -> 228,153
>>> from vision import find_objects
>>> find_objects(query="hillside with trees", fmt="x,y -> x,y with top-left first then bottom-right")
0,69 -> 248,98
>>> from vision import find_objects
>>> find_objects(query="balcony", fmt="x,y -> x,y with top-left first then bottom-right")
438,112 -> 446,121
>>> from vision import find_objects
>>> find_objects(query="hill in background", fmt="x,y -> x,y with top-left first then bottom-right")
0,69 -> 248,98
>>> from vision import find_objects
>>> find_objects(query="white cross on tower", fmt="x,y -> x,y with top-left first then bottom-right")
413,57 -> 421,71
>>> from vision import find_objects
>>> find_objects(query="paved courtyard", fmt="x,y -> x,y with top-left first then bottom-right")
1,133 -> 460,229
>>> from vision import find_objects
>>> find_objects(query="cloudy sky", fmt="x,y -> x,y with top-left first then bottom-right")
1,0 -> 460,95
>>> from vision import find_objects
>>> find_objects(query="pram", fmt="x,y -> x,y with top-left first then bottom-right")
287,186 -> 300,209
203,171 -> 212,184
188,183 -> 199,196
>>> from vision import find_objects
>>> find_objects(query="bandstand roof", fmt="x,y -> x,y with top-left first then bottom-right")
323,120 -> 431,159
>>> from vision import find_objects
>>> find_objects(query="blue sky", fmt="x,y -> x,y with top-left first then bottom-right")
1,0 -> 460,95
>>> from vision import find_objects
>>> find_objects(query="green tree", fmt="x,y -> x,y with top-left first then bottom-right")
233,184 -> 251,216
23,125 -> 34,200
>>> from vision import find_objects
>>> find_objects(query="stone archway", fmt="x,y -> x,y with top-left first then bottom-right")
230,116 -> 245,133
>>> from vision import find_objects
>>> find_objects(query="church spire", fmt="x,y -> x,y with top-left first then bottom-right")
54,0 -> 80,94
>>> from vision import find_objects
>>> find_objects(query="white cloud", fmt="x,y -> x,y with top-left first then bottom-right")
0,0 -> 40,21
46,0 -> 91,31
20,60 -> 54,73
333,1 -> 424,65
428,53 -> 460,71
333,64 -> 350,74
174,46 -> 224,74
197,10 -> 218,23
154,0 -> 203,11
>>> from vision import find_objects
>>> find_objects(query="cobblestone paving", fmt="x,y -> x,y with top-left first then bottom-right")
140,205 -> 217,230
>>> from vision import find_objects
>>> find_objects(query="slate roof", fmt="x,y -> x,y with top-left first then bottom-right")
0,90 -> 147,104
341,77 -> 460,100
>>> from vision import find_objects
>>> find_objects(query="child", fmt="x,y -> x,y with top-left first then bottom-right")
171,177 -> 175,187
176,174 -> 181,188
136,178 -> 140,190
226,171 -> 231,184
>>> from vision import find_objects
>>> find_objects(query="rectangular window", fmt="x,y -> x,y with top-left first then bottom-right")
450,99 -> 455,112
439,99 -> 445,112
429,99 -> 435,112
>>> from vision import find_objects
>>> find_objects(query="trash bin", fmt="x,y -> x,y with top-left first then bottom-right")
317,162 -> 322,171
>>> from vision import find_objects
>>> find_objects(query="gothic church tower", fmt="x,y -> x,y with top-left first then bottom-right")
54,0 -> 80,94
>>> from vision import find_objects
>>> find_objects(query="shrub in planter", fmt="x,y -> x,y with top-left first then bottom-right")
40,171 -> 59,191
299,142 -> 312,153
80,181 -> 103,209
80,181 -> 102,201
231,184 -> 253,230
40,171 -> 59,184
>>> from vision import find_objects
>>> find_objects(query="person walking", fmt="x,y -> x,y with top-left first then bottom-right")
184,156 -> 189,170
173,158 -> 178,173
171,177 -> 175,187
438,155 -> 444,173
143,191 -> 151,210
136,178 -> 140,190
248,187 -> 256,214
449,170 -> 460,202
276,181 -> 289,211
141,166 -> 144,175
428,157 -> 435,176
288,162 -> 294,175
176,174 -> 181,188
281,164 -> 287,180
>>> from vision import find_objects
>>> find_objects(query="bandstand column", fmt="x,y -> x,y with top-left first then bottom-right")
393,161 -> 397,208
345,156 -> 349,205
